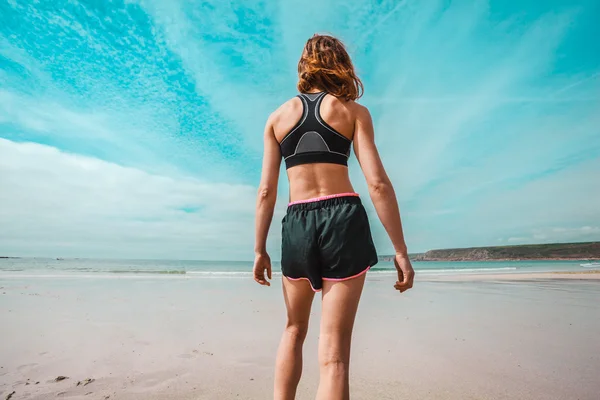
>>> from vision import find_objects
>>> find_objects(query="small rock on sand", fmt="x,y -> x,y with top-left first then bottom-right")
76,378 -> 95,386
54,376 -> 69,382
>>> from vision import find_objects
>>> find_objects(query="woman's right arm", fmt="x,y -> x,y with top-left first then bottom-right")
353,105 -> 414,292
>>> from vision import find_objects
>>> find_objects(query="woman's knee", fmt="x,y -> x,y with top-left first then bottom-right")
284,320 -> 309,342
319,352 -> 349,374
318,333 -> 351,367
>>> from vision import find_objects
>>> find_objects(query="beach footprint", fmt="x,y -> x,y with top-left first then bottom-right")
178,349 -> 213,359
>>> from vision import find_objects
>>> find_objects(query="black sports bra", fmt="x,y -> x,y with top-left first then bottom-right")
279,92 -> 352,169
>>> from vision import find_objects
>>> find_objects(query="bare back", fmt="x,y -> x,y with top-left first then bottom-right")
271,94 -> 360,201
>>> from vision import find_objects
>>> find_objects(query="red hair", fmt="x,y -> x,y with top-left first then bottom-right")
297,34 -> 363,101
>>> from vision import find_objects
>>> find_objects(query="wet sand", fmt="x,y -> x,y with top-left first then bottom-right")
1,272 -> 599,399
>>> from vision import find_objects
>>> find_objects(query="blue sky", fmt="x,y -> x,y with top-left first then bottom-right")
1,0 -> 599,260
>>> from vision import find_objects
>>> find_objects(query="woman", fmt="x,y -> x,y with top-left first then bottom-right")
253,34 -> 414,400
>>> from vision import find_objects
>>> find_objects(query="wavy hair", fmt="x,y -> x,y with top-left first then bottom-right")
297,34 -> 363,101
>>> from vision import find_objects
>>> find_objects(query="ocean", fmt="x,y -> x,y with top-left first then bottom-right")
0,257 -> 597,279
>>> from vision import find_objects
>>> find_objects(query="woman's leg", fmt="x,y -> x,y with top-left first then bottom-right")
316,274 -> 366,400
274,277 -> 316,400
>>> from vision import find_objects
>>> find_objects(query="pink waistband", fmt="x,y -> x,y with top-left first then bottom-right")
288,192 -> 359,206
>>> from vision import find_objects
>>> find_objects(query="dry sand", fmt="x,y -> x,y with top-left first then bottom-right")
1,272 -> 599,399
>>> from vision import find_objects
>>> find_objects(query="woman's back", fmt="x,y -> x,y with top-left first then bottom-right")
271,92 -> 360,201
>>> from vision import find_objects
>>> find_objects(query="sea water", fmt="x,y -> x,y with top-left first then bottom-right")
0,257 -> 596,279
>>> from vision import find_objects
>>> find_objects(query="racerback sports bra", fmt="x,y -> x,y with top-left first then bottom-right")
279,92 -> 352,169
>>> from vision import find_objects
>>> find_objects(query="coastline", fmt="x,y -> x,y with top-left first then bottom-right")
379,241 -> 600,262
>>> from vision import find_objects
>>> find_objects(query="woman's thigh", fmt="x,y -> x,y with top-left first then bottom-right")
319,274 -> 366,358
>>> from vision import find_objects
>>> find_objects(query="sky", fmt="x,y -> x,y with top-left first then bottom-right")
0,0 -> 599,260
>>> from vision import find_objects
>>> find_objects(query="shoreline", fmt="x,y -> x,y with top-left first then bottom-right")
1,264 -> 600,280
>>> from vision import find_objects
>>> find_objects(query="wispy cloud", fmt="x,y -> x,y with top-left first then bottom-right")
0,1 -> 254,179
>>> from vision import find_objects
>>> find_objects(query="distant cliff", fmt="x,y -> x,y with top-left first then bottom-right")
380,242 -> 600,262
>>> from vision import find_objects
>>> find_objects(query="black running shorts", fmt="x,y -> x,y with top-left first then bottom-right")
281,193 -> 379,291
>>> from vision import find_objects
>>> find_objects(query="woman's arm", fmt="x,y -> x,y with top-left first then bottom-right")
253,115 -> 281,286
353,105 -> 414,292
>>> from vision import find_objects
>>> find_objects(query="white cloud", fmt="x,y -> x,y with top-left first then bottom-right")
0,138 -> 286,259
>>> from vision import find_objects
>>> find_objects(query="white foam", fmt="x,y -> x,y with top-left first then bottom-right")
580,263 -> 600,268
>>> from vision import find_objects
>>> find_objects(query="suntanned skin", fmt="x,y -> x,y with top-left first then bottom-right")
253,88 -> 414,400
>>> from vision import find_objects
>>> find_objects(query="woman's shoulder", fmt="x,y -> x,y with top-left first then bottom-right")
268,96 -> 303,125
325,94 -> 370,112
353,101 -> 371,119
325,96 -> 371,124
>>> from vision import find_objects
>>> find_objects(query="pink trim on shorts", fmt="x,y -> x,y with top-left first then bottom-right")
284,266 -> 371,292
288,192 -> 359,206
322,265 -> 371,282
284,275 -> 322,292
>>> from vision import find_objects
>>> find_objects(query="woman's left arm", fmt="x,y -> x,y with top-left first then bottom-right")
253,115 -> 281,286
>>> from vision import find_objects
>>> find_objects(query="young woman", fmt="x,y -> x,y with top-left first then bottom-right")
253,34 -> 414,400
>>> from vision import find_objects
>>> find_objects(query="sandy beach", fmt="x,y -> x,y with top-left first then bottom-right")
1,271 -> 599,400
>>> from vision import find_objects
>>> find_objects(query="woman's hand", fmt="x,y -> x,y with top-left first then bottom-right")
253,252 -> 272,286
394,253 -> 414,293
